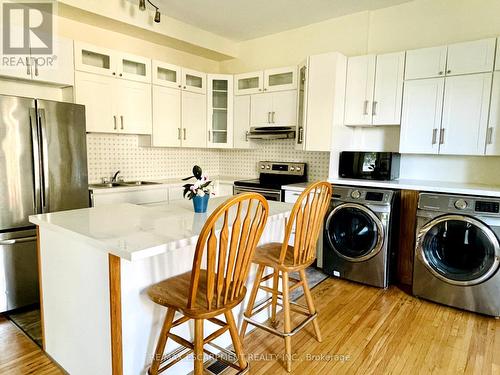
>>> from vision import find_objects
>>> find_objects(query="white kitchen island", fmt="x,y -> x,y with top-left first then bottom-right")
29,197 -> 292,375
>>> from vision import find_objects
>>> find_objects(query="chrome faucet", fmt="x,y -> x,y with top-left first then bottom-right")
111,170 -> 121,183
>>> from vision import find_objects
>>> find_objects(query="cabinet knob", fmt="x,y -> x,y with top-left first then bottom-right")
112,72 -> 116,75
178,85 -> 181,88
446,70 -> 451,74
258,89 -> 262,91
438,71 -> 444,75
183,86 -> 186,89
264,88 -> 267,91
119,73 -> 123,77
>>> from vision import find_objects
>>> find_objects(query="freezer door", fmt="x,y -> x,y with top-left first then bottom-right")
36,100 -> 89,212
0,95 -> 40,230
0,229 -> 39,312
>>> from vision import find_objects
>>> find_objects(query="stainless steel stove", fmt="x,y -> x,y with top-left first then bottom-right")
233,161 -> 307,201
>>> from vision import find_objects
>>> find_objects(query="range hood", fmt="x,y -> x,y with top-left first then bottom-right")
246,126 -> 296,140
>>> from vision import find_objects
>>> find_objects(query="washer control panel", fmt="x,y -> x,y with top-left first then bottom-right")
419,193 -> 500,216
331,186 -> 394,205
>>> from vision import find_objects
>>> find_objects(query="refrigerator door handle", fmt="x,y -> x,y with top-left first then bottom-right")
38,108 -> 50,213
29,108 -> 42,214
0,236 -> 37,245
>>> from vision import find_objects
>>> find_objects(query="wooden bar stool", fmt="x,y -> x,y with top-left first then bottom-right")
147,193 -> 269,375
239,181 -> 332,372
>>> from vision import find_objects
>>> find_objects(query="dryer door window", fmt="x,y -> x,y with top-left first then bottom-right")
326,203 -> 384,262
419,215 -> 500,286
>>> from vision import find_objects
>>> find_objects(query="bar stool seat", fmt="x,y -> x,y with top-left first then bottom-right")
253,243 -> 315,271
148,271 -> 247,319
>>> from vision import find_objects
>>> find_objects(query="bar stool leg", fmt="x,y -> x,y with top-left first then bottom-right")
225,310 -> 248,370
299,269 -> 322,342
270,269 -> 279,328
281,271 -> 292,372
240,264 -> 265,342
149,307 -> 176,375
194,319 -> 204,375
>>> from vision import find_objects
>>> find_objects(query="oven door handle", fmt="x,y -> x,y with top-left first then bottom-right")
233,186 -> 282,200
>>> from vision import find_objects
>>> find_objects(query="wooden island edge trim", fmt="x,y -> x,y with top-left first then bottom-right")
109,254 -> 123,375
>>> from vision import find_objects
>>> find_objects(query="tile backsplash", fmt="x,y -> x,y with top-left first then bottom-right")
86,134 -> 330,183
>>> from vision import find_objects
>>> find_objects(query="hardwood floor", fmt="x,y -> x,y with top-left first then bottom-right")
1,278 -> 498,374
0,315 -> 62,375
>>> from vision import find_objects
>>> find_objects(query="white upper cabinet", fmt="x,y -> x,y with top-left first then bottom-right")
264,66 -> 297,92
235,66 -> 297,95
400,78 -> 444,154
250,91 -> 296,126
446,38 -> 496,76
75,71 -> 116,133
207,74 -> 233,148
235,71 -> 263,95
74,42 -> 117,77
372,52 -> 405,125
496,38 -> 500,71
182,68 -> 206,94
344,55 -> 375,126
114,79 -> 152,135
486,73 -> 500,155
152,61 -> 181,89
344,52 -> 404,126
151,85 -> 182,147
233,95 -> 252,149
181,91 -> 207,147
405,46 -> 447,80
296,52 -> 347,152
439,73 -> 492,155
117,52 -> 151,83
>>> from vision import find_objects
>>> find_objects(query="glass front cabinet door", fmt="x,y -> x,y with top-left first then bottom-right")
235,71 -> 264,95
152,60 -> 182,89
74,42 -> 116,76
264,66 -> 297,92
207,74 -> 233,148
117,52 -> 151,83
182,68 -> 206,94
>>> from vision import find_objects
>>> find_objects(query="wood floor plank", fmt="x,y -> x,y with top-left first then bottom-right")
1,277 -> 498,374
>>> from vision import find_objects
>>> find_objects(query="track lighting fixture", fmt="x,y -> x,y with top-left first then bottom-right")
139,0 -> 161,23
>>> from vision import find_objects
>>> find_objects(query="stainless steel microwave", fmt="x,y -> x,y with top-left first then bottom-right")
338,151 -> 400,181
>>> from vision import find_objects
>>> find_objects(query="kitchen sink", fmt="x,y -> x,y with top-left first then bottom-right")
89,181 -> 160,189
121,181 -> 160,186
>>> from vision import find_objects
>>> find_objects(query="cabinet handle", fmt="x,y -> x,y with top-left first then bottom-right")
245,131 -> 249,142
120,115 -> 124,130
271,111 -> 275,123
34,59 -> 39,76
177,128 -> 181,140
298,127 -> 304,144
439,128 -> 445,144
432,128 -> 437,144
183,128 -> 186,140
487,127 -> 494,144
26,57 -> 31,75
372,101 -> 378,116
267,112 -> 271,123
113,115 -> 117,130
208,130 -> 211,142
363,100 -> 369,115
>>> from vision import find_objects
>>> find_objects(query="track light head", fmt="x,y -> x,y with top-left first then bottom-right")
139,0 -> 146,11
154,9 -> 161,23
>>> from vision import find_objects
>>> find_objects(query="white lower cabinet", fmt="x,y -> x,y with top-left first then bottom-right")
440,73 -> 492,155
400,78 -> 444,154
486,73 -> 500,155
91,187 -> 169,207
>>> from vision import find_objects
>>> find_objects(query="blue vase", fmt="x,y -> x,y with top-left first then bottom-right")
192,194 -> 209,213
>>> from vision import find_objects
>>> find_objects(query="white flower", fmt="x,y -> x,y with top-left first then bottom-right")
197,190 -> 205,197
193,180 -> 201,189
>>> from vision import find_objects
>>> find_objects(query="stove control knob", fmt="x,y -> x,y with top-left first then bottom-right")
260,165 -> 265,169
296,167 -> 301,171
351,190 -> 361,199
290,167 -> 295,171
266,165 -> 271,170
454,199 -> 468,210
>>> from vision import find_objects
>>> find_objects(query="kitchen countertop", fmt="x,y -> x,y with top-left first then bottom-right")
89,175 -> 241,194
283,178 -> 500,198
29,198 -> 292,261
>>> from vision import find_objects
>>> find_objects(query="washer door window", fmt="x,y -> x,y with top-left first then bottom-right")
326,203 -> 384,262
418,215 -> 500,286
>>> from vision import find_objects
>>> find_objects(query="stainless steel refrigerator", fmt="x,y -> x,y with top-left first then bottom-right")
0,95 -> 89,312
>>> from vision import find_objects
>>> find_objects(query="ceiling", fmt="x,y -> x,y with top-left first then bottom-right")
150,0 -> 414,41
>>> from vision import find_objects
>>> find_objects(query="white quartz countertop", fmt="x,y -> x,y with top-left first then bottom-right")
283,179 -> 500,198
29,198 -> 292,261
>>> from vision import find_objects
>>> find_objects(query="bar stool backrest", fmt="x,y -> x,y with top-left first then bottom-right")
280,181 -> 332,267
188,193 -> 269,311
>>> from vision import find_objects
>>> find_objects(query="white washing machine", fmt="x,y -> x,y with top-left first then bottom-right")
413,192 -> 500,317
322,186 -> 399,288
